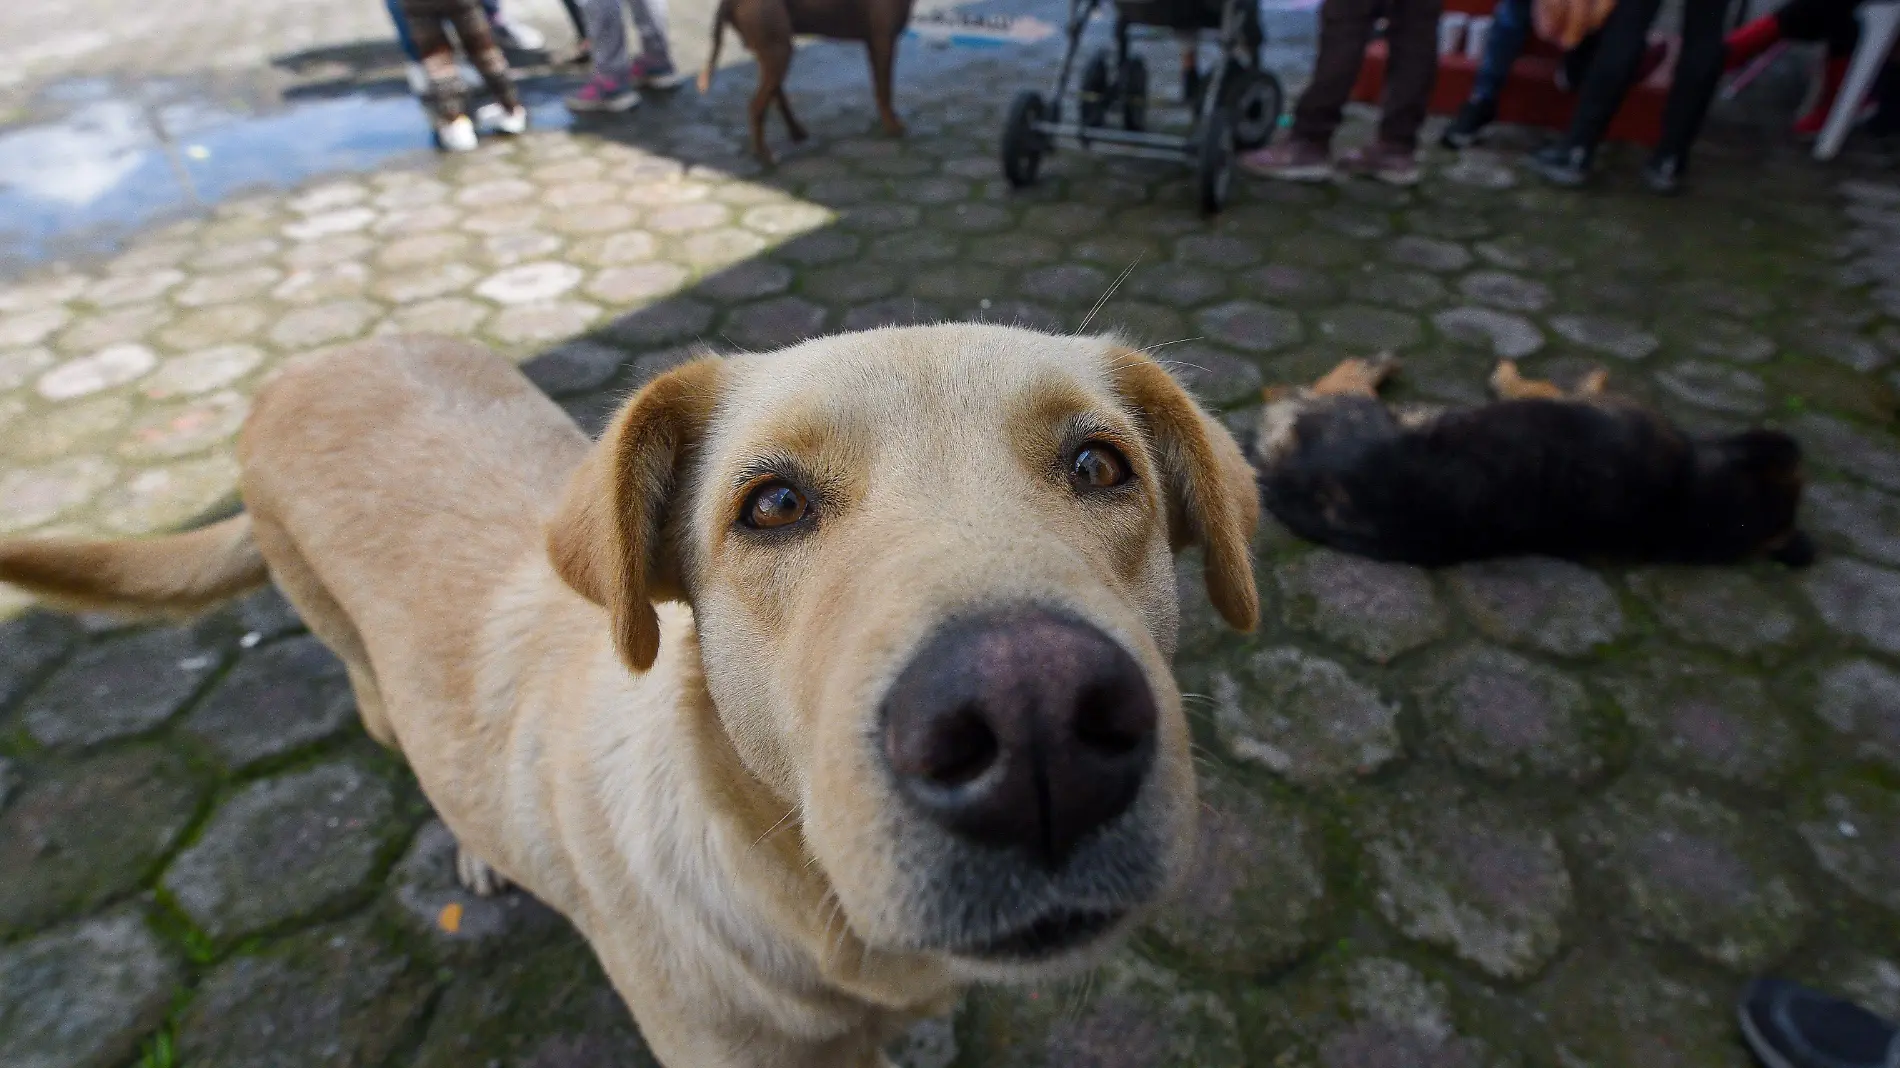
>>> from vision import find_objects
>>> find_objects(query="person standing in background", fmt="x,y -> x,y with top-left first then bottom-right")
398,0 -> 530,150
564,0 -> 683,112
385,0 -> 557,92
1240,0 -> 1445,185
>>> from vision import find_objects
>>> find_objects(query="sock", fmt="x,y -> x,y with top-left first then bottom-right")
1725,15 -> 1783,71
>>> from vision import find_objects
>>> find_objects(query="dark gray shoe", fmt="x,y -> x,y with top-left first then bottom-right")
1441,97 -> 1498,149
1740,979 -> 1900,1068
1530,143 -> 1592,187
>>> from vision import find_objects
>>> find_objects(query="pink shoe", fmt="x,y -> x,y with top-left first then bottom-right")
564,73 -> 640,113
1336,141 -> 1421,186
1239,138 -> 1334,182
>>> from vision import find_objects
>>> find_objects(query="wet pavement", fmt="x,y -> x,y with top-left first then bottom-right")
3,0 -> 1900,1064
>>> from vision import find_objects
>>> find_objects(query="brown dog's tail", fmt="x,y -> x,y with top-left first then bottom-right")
698,0 -> 731,92
0,514 -> 268,619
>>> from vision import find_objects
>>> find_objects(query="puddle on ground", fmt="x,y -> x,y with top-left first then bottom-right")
0,79 -> 573,274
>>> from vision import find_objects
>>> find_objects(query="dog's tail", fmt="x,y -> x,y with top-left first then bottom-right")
0,514 -> 268,619
697,0 -> 731,93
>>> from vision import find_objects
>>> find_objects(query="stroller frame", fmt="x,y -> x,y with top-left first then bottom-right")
1001,0 -> 1285,213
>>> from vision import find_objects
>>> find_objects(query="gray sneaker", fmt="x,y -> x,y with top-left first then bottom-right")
1336,141 -> 1421,186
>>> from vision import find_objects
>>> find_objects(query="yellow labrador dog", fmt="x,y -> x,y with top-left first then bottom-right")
0,325 -> 1259,1066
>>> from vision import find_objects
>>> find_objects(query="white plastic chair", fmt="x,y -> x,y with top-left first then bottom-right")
1814,0 -> 1900,160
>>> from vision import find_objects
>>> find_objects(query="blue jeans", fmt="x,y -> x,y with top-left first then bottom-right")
386,0 -> 502,62
1472,0 -> 1532,103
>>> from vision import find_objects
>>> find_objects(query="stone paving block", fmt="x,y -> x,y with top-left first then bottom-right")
1573,776 -> 1811,970
1276,548 -> 1449,664
1793,414 -> 1900,493
182,635 -> 355,769
0,745 -> 205,932
1550,314 -> 1660,360
1432,306 -> 1545,358
1798,782 -> 1900,915
1654,361 -> 1770,416
413,929 -> 659,1068
963,951 -> 1242,1068
1814,659 -> 1900,772
0,909 -> 182,1068
1240,954 -> 1520,1068
232,584 -> 304,643
162,758 -> 401,940
19,627 -> 224,747
1600,658 -> 1799,788
386,819 -> 565,963
1807,482 -> 1900,567
1361,779 -> 1573,980
1146,771 -> 1328,973
1197,301 -> 1303,353
520,338 -> 631,397
1416,645 -> 1607,783
1213,646 -> 1402,784
1238,263 -> 1341,307
1536,943 -> 1751,1068
176,917 -> 434,1068
1446,557 -> 1625,657
0,610 -> 79,712
1625,567 -> 1806,658
1313,304 -> 1424,350
1802,556 -> 1900,655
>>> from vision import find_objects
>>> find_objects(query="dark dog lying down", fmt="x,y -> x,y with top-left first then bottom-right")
1250,357 -> 1815,568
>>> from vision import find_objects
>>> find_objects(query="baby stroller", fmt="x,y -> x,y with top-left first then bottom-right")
1000,0 -> 1284,213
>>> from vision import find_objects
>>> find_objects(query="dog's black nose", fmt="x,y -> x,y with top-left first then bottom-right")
881,610 -> 1156,868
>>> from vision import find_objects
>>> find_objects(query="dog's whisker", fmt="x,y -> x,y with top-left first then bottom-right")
750,806 -> 800,851
1138,335 -> 1206,356
1077,257 -> 1141,336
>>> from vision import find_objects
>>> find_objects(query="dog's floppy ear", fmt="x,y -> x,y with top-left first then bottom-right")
547,358 -> 725,672
1108,345 -> 1261,631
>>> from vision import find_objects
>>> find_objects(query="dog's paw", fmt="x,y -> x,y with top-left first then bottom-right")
455,846 -> 511,897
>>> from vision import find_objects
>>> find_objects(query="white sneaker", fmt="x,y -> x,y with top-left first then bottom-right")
438,115 -> 479,152
404,62 -> 430,95
477,102 -> 529,134
492,17 -> 546,50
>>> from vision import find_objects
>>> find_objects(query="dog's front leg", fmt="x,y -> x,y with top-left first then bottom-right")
866,33 -> 904,136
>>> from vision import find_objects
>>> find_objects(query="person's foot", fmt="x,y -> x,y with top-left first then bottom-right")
490,15 -> 546,51
437,115 -> 479,152
1337,141 -> 1422,186
1739,979 -> 1900,1068
477,102 -> 530,135
1640,153 -> 1684,195
1239,138 -> 1334,182
1440,97 -> 1498,149
1530,142 -> 1592,187
627,53 -> 685,90
565,73 -> 642,113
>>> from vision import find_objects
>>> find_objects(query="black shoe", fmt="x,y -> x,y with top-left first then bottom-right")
1530,143 -> 1592,187
1440,97 -> 1498,149
1641,153 -> 1684,195
1739,979 -> 1899,1068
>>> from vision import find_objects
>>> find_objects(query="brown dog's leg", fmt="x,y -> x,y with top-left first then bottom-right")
777,86 -> 808,142
1308,354 -> 1399,398
750,37 -> 795,162
867,32 -> 905,136
1490,359 -> 1603,400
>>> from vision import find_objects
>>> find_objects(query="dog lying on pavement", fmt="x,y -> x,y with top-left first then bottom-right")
698,0 -> 914,163
0,326 -> 1259,1067
1251,355 -> 1814,568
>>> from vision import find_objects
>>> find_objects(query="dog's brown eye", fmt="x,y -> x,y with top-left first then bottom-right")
1071,443 -> 1131,491
743,481 -> 809,530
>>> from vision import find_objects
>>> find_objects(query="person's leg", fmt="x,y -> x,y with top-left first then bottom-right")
448,0 -> 524,112
386,0 -> 423,62
624,0 -> 675,68
1475,0 -> 1533,101
1290,0 -> 1384,147
1560,0 -> 1664,151
560,0 -> 590,45
565,0 -> 643,111
1649,0 -> 1733,174
404,0 -> 469,125
1376,0 -> 1447,148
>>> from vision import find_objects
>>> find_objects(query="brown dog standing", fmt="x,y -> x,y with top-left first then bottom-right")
697,0 -> 914,162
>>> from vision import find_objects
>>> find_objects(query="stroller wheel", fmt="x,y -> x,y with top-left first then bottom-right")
1197,107 -> 1235,215
1121,55 -> 1149,131
1225,68 -> 1285,151
1080,50 -> 1115,128
1002,90 -> 1048,187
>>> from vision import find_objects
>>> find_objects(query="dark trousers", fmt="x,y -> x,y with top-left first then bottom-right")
1565,0 -> 1731,162
1775,0 -> 1864,56
1293,0 -> 1446,150
401,0 -> 522,123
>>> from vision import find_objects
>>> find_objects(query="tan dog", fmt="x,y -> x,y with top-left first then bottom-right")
697,0 -> 914,163
0,326 -> 1259,1066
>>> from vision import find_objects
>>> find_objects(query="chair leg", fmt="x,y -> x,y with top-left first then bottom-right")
1815,3 -> 1900,160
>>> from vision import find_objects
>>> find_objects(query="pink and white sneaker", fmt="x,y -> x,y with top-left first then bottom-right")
564,73 -> 641,113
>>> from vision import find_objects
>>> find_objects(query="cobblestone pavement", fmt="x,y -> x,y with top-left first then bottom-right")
5,1 -> 1900,1064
